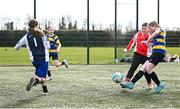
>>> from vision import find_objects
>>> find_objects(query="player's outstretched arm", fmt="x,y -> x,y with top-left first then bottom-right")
14,35 -> 27,50
146,29 -> 160,44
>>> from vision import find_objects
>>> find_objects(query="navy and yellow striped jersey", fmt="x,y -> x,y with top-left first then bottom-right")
47,33 -> 61,51
152,28 -> 166,54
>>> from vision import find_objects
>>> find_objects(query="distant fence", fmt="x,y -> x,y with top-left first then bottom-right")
0,30 -> 180,47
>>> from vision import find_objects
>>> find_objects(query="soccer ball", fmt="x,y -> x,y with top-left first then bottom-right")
112,72 -> 125,83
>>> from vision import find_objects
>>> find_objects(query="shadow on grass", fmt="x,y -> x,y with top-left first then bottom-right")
1,94 -> 45,108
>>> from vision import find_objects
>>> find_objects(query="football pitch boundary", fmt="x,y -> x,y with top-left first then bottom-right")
1,47 -> 180,65
0,63 -> 180,108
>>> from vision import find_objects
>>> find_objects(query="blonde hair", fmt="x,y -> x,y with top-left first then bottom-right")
148,21 -> 159,27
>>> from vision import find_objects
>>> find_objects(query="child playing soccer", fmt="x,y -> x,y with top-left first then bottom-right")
121,21 -> 166,93
46,26 -> 68,80
123,22 -> 153,89
15,19 -> 50,94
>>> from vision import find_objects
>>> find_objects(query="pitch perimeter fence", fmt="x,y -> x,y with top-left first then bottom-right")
0,30 -> 180,65
0,30 -> 180,47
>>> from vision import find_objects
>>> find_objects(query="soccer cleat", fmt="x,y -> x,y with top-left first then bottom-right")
26,78 -> 36,91
42,92 -> 48,95
47,76 -> 52,81
62,60 -> 69,68
155,82 -> 165,93
120,82 -> 134,89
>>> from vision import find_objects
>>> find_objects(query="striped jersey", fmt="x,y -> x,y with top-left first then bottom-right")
15,32 -> 50,62
47,33 -> 61,51
152,28 -> 166,54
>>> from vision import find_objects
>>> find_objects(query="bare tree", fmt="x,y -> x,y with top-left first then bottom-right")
82,19 -> 87,30
60,16 -> 66,30
73,20 -> 77,30
68,22 -> 73,30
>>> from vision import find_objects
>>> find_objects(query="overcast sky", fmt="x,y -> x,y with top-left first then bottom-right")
0,0 -> 180,30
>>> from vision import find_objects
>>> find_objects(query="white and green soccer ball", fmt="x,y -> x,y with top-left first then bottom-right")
112,72 -> 125,83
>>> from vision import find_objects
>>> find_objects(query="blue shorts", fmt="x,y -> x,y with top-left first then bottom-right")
32,62 -> 48,78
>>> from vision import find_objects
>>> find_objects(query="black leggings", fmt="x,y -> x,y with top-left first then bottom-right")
126,52 -> 148,79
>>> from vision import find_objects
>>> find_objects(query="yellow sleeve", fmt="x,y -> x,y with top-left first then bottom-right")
54,35 -> 61,45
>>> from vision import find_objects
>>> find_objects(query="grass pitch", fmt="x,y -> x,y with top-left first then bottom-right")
0,47 -> 116,65
0,63 -> 180,108
1,47 -> 180,65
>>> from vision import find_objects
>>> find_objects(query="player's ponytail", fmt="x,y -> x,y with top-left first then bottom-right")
28,19 -> 45,37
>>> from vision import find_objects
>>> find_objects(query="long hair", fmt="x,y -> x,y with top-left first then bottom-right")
148,21 -> 159,27
28,19 -> 44,37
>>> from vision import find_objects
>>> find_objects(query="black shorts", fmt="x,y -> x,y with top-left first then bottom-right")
148,52 -> 165,66
133,52 -> 148,64
49,52 -> 58,60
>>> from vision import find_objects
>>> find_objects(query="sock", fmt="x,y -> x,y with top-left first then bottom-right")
149,71 -> 160,85
48,70 -> 51,77
131,70 -> 144,84
144,72 -> 152,84
42,85 -> 48,93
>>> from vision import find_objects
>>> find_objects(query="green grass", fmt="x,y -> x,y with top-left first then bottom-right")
0,63 -> 180,108
0,47 -> 119,65
1,47 -> 180,65
166,47 -> 180,55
